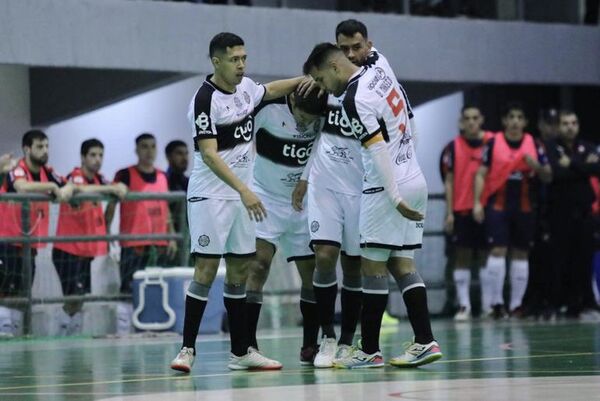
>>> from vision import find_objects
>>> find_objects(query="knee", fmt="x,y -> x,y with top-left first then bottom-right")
490,247 -> 507,258
314,246 -> 338,271
248,259 -> 270,283
193,260 -> 220,285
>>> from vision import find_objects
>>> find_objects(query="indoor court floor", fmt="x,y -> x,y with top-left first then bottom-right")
1,320 -> 599,401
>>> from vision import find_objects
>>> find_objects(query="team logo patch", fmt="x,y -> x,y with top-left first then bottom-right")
234,96 -> 243,109
243,91 -> 251,104
198,235 -> 210,247
195,112 -> 211,133
310,220 -> 320,233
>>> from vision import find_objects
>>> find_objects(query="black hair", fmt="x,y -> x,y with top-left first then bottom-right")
303,42 -> 343,75
293,88 -> 328,116
538,107 -> 559,124
22,130 -> 48,148
165,140 -> 187,157
81,138 -> 104,156
558,109 -> 577,121
135,133 -> 156,145
335,19 -> 368,40
461,104 -> 481,114
502,101 -> 526,118
209,32 -> 244,57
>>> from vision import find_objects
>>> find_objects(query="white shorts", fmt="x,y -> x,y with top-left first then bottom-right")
188,197 -> 256,258
307,185 -> 361,256
360,174 -> 427,256
255,191 -> 312,262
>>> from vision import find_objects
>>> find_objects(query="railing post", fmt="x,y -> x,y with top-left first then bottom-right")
21,199 -> 33,336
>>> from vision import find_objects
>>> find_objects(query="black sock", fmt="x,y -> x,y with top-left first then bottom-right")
339,288 -> 362,346
360,292 -> 388,355
300,300 -> 320,348
182,295 -> 207,350
246,302 -> 262,349
314,284 -> 337,338
224,296 -> 249,356
403,286 -> 434,344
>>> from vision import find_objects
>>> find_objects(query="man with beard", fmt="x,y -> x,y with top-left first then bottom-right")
0,130 -> 74,336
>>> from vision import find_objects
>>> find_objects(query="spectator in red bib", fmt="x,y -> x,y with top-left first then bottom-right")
0,130 -> 74,335
440,106 -> 494,321
473,103 -> 551,319
53,138 -> 127,334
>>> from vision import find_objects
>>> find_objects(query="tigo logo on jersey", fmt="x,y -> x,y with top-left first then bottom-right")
350,118 -> 364,136
283,142 -> 313,165
326,108 -> 354,137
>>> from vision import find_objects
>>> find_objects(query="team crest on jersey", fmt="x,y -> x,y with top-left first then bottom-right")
310,220 -> 320,233
243,91 -> 251,104
198,235 -> 210,247
234,97 -> 243,109
325,146 -> 354,165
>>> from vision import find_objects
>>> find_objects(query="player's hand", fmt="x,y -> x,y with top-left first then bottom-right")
292,180 -> 308,212
167,240 -> 178,259
524,154 -> 540,170
472,202 -> 484,224
56,183 -> 75,203
240,188 -> 267,222
559,154 -> 571,168
0,153 -> 17,174
396,201 -> 424,221
112,182 -> 128,200
296,75 -> 324,98
444,213 -> 454,234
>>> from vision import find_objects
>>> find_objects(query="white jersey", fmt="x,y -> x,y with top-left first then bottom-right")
187,76 -> 266,200
342,66 -> 422,190
309,49 -> 412,196
253,96 -> 321,202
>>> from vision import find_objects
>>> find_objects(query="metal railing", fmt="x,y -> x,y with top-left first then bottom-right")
0,191 -> 187,335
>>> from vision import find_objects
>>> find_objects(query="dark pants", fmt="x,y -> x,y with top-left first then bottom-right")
548,208 -> 595,314
119,246 -> 168,294
0,244 -> 37,297
52,248 -> 92,296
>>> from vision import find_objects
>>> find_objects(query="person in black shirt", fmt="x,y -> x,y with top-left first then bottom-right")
165,140 -> 189,265
544,110 -> 600,319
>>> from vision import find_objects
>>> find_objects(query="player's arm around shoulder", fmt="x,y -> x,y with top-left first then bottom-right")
263,76 -> 317,102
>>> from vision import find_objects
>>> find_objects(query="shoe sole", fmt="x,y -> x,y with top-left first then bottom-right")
300,360 -> 314,366
333,362 -> 384,369
228,364 -> 283,371
390,352 -> 443,368
170,364 -> 191,373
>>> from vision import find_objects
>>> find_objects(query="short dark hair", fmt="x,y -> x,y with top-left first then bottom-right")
558,109 -> 577,121
539,107 -> 559,125
461,104 -> 481,114
502,101 -> 526,118
293,88 -> 328,116
165,140 -> 187,157
303,43 -> 343,75
135,133 -> 155,145
209,32 -> 244,57
81,138 -> 104,156
335,19 -> 368,40
22,130 -> 48,148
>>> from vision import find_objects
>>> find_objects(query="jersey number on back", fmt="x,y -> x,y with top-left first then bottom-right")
386,88 -> 404,117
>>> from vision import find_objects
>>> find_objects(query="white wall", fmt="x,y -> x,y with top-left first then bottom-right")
0,65 -> 30,155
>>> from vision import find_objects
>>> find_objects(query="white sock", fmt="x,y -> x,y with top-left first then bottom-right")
486,255 -> 506,306
510,260 -> 529,311
453,269 -> 471,309
479,268 -> 493,313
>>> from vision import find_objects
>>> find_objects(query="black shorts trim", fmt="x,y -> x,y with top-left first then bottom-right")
191,252 -> 222,259
340,251 -> 361,259
309,239 -> 341,251
360,242 -> 423,251
223,252 -> 257,259
287,254 -> 314,263
256,238 -> 277,254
